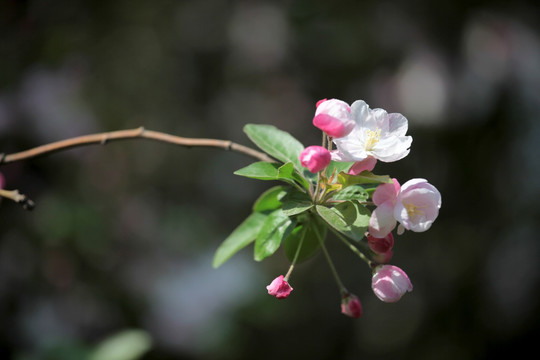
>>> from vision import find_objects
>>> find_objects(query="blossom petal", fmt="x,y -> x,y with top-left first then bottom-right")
372,178 -> 401,206
368,201 -> 397,238
348,157 -> 377,175
388,112 -> 409,136
350,100 -> 370,125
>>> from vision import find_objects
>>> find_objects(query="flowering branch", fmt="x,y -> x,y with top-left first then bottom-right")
0,127 -> 275,165
0,97 -> 442,318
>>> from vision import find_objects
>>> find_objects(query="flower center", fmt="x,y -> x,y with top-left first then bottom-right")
365,129 -> 381,151
404,203 -> 423,218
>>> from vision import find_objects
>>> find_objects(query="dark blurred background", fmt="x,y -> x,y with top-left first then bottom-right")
1,0 -> 540,359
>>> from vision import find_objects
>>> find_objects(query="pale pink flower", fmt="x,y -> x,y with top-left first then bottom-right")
332,100 -> 412,163
393,178 -> 441,233
348,156 -> 377,175
341,293 -> 363,318
372,265 -> 413,303
299,146 -> 332,173
266,275 -> 293,299
368,179 -> 400,238
313,99 -> 355,138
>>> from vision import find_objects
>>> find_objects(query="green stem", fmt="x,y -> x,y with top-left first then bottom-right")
313,172 -> 322,203
291,180 -> 309,194
328,227 -> 373,269
327,135 -> 333,152
284,227 -> 306,281
313,221 -> 347,293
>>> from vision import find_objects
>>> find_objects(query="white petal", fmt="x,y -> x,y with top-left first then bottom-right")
388,113 -> 409,136
350,100 -> 370,126
369,201 -> 397,237
370,108 -> 390,130
371,136 -> 412,162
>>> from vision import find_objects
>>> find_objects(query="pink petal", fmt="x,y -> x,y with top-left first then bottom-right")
316,98 -> 327,107
372,178 -> 401,206
348,157 -> 377,175
313,113 -> 349,138
368,201 -> 397,238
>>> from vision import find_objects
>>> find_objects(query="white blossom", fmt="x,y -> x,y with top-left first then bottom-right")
332,100 -> 412,163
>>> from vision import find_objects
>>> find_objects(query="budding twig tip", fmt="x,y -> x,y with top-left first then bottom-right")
0,189 -> 36,210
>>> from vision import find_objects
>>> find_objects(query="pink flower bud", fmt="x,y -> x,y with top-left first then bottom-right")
371,250 -> 393,264
367,232 -> 394,254
372,265 -> 413,303
316,98 -> 328,107
313,99 -> 355,138
299,146 -> 331,173
266,275 -> 293,299
341,293 -> 363,318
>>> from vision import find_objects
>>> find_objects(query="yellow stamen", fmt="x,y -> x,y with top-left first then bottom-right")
404,203 -> 424,218
365,129 -> 381,151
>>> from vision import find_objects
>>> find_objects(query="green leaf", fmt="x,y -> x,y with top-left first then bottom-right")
325,160 -> 354,177
281,188 -> 313,216
244,124 -> 304,170
213,212 -> 268,268
331,184 -> 369,202
89,329 -> 152,360
235,161 -> 310,190
282,201 -> 313,216
283,218 -> 327,263
277,161 -> 312,190
338,171 -> 392,188
254,209 -> 296,261
316,201 -> 370,242
280,188 -> 313,216
234,161 -> 282,180
253,186 -> 288,212
244,124 -> 316,182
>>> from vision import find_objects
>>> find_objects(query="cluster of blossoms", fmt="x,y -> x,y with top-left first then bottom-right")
266,99 -> 441,318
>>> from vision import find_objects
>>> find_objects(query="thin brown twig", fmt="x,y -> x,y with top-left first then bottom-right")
0,189 -> 35,210
0,127 -> 275,165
